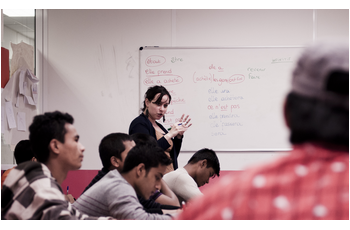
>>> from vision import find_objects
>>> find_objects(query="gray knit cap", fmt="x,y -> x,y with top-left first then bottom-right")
291,40 -> 349,109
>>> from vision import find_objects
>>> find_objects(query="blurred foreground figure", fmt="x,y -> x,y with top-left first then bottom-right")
177,40 -> 349,220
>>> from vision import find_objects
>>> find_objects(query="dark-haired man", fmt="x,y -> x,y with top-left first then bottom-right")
73,143 -> 175,219
163,148 -> 220,204
81,133 -> 135,194
1,139 -> 36,188
1,111 -> 112,220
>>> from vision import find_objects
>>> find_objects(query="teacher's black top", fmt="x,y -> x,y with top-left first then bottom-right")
129,113 -> 183,170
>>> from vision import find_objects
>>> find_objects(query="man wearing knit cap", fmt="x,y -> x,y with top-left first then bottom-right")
176,40 -> 349,220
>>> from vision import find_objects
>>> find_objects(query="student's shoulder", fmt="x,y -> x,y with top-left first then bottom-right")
4,161 -> 58,193
101,170 -> 124,184
164,168 -> 189,182
102,170 -> 134,190
13,161 -> 51,180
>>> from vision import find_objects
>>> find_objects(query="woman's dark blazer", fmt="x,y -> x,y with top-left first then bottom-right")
129,113 -> 183,170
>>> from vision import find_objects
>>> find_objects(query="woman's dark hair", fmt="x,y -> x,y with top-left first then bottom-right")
285,92 -> 349,148
29,111 -> 74,163
142,85 -> 172,122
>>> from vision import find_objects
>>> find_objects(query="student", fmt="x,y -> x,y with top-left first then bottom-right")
129,85 -> 192,173
1,139 -> 75,203
81,133 -> 135,194
163,148 -> 221,204
79,132 -> 179,213
1,111 -> 112,220
73,143 -> 176,219
176,40 -> 349,220
1,139 -> 36,188
131,133 -> 181,208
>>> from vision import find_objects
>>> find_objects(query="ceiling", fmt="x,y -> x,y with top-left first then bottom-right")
3,14 -> 35,40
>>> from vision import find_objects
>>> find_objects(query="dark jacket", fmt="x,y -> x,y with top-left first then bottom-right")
129,113 -> 183,170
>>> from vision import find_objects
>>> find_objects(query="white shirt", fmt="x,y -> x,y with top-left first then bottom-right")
163,167 -> 203,203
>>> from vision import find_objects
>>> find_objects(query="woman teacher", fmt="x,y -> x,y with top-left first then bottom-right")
129,85 -> 192,173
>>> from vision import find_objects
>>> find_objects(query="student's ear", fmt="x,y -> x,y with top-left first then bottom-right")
49,139 -> 60,155
200,159 -> 207,168
136,163 -> 146,178
110,156 -> 120,168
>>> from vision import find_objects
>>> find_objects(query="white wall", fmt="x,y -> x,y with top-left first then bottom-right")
35,9 -> 348,170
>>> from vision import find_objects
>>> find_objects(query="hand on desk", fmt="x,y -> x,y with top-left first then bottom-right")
65,194 -> 75,204
162,208 -> 183,218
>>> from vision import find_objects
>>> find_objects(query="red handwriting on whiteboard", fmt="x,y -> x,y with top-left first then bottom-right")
193,72 -> 245,86
145,55 -> 166,67
143,75 -> 183,86
165,109 -> 175,117
209,64 -> 224,72
170,97 -> 186,105
145,69 -> 172,75
207,103 -> 240,112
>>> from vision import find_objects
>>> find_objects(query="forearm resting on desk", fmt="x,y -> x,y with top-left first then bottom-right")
156,179 -> 181,207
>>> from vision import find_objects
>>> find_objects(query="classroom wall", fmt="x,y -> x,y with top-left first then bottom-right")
33,9 -> 348,171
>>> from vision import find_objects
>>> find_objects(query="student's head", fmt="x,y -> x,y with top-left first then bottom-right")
14,140 -> 36,164
99,133 -> 135,172
131,133 -> 158,147
121,143 -> 172,199
142,85 -> 171,122
29,111 -> 85,170
285,40 -> 349,149
187,148 -> 220,187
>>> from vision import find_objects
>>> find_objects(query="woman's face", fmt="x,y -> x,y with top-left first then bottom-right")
145,93 -> 170,121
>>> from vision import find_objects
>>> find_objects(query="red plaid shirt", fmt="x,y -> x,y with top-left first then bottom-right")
177,143 -> 349,220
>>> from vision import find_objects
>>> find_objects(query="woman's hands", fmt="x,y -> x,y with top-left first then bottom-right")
177,114 -> 192,138
165,114 -> 192,139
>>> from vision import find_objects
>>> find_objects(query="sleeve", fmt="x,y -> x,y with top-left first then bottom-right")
138,194 -> 163,214
1,168 -> 13,188
129,116 -> 171,151
156,123 -> 172,151
30,177 -> 104,220
173,136 -> 183,155
107,186 -> 171,220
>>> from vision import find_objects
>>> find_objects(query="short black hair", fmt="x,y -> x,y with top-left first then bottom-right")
99,133 -> 134,169
29,111 -> 74,163
121,143 -> 172,175
285,92 -> 349,148
131,133 -> 158,147
14,140 -> 35,164
188,148 -> 220,177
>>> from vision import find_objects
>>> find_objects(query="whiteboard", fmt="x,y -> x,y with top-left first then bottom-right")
139,47 -> 304,151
